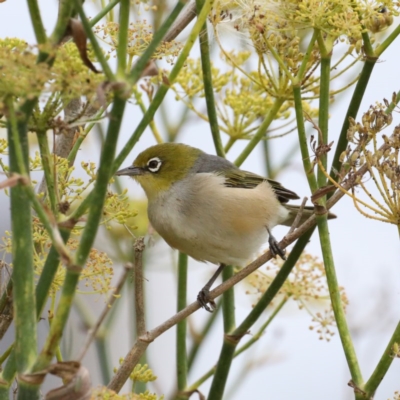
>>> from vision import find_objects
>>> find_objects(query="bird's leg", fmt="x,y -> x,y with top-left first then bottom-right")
266,227 -> 286,260
197,263 -> 226,312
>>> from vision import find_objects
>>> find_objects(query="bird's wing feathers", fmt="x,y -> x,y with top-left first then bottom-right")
220,170 -> 300,203
192,152 -> 299,203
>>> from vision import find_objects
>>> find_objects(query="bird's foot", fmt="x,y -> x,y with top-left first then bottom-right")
197,287 -> 216,313
268,234 -> 286,260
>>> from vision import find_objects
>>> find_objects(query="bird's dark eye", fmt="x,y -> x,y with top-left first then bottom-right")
147,157 -> 162,173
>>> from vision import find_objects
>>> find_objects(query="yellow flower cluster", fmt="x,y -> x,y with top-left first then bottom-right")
171,56 -> 296,140
94,20 -> 182,68
0,39 -> 103,114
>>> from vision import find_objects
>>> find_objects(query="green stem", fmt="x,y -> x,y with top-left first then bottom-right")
385,90 -> 400,114
187,300 -> 222,370
234,98 -> 284,167
0,273 -> 12,316
0,344 -> 13,366
6,100 -> 37,375
187,299 -> 286,391
37,130 -> 57,214
233,297 -> 287,358
128,0 -> 187,84
195,0 -> 224,157
364,321 -> 400,397
90,0 -> 121,27
375,23 -> 400,56
27,0 -> 47,44
316,215 -> 363,387
176,253 -> 188,398
292,86 -> 318,193
221,266 -> 235,333
329,58 -> 376,181
67,122 -> 94,165
73,0 -> 115,80
224,137 -> 236,154
116,0 -> 130,76
205,266 -> 236,400
296,30 -> 317,82
32,95 -> 126,372
50,0 -> 74,45
317,54 -> 331,189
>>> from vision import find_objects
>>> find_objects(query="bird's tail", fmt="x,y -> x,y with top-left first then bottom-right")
281,205 -> 337,227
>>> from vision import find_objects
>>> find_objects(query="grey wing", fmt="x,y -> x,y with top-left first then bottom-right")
191,152 -> 299,203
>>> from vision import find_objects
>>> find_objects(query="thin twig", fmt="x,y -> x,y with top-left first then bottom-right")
134,237 -> 146,337
77,262 -> 133,361
287,197 -> 308,235
164,1 -> 197,42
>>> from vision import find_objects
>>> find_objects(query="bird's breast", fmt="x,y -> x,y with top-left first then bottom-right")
146,173 -> 288,266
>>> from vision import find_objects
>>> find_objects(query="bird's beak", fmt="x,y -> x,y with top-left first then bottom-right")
115,166 -> 145,176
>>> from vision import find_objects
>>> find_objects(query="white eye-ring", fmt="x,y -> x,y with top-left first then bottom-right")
147,157 -> 162,173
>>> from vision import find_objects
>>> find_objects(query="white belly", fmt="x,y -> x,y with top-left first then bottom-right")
147,173 -> 289,266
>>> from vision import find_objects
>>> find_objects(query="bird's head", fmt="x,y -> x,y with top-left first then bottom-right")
116,143 -> 202,200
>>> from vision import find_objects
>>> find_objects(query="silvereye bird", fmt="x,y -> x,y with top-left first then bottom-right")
116,143 -> 333,312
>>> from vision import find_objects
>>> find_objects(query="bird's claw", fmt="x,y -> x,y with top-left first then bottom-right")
197,287 -> 216,312
268,235 -> 286,260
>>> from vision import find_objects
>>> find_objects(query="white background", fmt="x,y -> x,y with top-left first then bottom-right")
0,1 -> 400,399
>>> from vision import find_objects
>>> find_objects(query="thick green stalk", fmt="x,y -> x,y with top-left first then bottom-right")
117,0 -> 130,76
195,0 -> 224,157
292,86 -> 318,193
6,100 -> 37,377
317,55 -> 331,189
32,95 -> 126,372
206,231 -> 312,400
36,131 -> 57,214
206,266 -> 236,400
234,98 -> 284,167
128,0 -> 187,84
73,0 -> 115,80
364,321 -> 400,397
221,266 -> 235,333
90,0 -> 121,26
176,253 -> 188,398
27,0 -> 47,44
329,58 -> 376,181
316,216 -> 363,388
